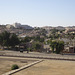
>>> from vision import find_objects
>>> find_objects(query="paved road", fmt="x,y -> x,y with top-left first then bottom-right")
0,50 -> 75,60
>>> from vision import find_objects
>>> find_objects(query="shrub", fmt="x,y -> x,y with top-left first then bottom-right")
11,64 -> 19,70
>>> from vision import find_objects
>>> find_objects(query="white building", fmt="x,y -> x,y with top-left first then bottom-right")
13,22 -> 21,28
6,24 -> 14,29
6,22 -> 33,29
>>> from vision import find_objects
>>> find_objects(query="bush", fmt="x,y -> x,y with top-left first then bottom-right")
11,64 -> 19,70
32,42 -> 41,51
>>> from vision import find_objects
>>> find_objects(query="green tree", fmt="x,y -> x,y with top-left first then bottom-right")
34,36 -> 40,41
34,36 -> 44,42
56,41 -> 64,54
32,42 -> 41,52
51,28 -> 58,34
0,31 -> 10,49
50,40 -> 57,53
49,40 -> 64,54
39,38 -> 44,42
23,36 -> 31,43
10,33 -> 20,48
0,31 -> 20,50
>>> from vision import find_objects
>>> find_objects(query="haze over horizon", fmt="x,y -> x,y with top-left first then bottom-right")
0,0 -> 75,27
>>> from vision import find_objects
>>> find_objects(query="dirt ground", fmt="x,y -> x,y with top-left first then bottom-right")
0,56 -> 37,75
13,60 -> 75,75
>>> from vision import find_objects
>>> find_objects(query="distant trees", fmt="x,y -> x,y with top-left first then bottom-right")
0,31 -> 10,49
49,34 -> 60,39
34,35 -> 44,42
32,42 -> 42,52
10,33 -> 20,48
0,30 -> 64,54
23,36 -> 31,43
0,31 -> 20,49
49,40 -> 64,54
34,36 -> 40,41
56,41 -> 64,54
40,29 -> 47,37
51,28 -> 59,34
50,40 -> 57,53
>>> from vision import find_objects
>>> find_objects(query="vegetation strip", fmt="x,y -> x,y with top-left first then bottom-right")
2,60 -> 43,75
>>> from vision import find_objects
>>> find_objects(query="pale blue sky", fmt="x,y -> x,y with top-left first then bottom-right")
0,0 -> 75,27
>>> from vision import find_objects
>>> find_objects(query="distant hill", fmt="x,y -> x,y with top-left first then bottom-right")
21,25 -> 33,29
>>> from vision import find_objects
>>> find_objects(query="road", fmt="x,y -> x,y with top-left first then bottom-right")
0,50 -> 75,60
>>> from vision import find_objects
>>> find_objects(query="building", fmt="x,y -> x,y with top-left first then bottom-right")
12,22 -> 33,29
64,46 -> 75,53
13,22 -> 21,28
6,24 -> 14,29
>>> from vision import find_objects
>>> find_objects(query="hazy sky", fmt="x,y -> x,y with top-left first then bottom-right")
0,0 -> 75,27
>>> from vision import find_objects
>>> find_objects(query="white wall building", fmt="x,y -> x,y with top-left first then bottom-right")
6,24 -> 14,29
6,22 -> 33,29
13,22 -> 21,28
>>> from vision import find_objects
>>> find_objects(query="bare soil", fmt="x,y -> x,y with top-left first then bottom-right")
0,56 -> 37,75
13,60 -> 75,75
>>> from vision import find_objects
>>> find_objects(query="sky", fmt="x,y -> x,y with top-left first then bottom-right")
0,0 -> 75,27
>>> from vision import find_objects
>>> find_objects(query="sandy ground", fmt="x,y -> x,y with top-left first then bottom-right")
13,60 -> 75,75
0,56 -> 37,75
